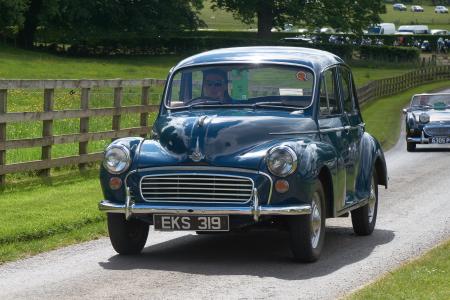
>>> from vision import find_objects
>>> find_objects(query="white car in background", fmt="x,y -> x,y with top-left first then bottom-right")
411,5 -> 424,12
430,29 -> 448,35
393,3 -> 407,11
435,6 -> 448,13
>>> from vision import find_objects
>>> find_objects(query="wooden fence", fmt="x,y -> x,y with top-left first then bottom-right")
0,65 -> 449,185
357,65 -> 450,104
0,79 -> 166,185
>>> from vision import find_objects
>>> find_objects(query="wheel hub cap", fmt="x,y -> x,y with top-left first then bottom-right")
310,192 -> 322,248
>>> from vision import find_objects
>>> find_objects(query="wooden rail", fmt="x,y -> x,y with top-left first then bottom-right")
0,79 -> 165,183
0,67 -> 449,184
357,65 -> 450,104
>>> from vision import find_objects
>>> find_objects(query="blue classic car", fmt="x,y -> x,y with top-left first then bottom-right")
404,93 -> 450,151
99,47 -> 388,262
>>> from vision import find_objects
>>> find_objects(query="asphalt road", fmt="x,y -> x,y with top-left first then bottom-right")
1,98 -> 450,299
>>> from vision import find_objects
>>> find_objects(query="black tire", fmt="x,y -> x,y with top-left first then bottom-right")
351,169 -> 378,236
407,142 -> 416,152
288,180 -> 326,263
107,213 -> 149,255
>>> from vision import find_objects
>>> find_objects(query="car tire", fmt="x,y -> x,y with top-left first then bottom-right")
288,180 -> 325,263
107,213 -> 149,255
351,169 -> 378,236
407,142 -> 416,152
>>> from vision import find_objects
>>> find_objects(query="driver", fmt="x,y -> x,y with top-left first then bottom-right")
202,69 -> 231,102
419,95 -> 429,106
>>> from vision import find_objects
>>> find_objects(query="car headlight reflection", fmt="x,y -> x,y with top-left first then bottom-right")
419,113 -> 430,124
266,146 -> 297,177
103,145 -> 131,174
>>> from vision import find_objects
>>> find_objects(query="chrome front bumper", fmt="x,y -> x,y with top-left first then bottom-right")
99,200 -> 311,221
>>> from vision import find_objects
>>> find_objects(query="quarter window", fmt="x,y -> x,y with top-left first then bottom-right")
319,68 -> 341,116
339,67 -> 354,113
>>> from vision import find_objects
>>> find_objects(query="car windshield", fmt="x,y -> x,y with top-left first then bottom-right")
411,94 -> 450,109
165,64 -> 315,109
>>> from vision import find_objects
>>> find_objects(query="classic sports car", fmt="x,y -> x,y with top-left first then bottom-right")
404,93 -> 450,151
99,47 -> 388,262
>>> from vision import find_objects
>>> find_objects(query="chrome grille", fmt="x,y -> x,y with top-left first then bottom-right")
140,174 -> 253,203
423,126 -> 450,137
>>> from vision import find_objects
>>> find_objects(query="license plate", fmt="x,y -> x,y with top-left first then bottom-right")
430,137 -> 450,144
153,215 -> 229,231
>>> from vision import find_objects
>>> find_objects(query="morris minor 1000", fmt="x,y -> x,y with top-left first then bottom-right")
99,47 -> 388,262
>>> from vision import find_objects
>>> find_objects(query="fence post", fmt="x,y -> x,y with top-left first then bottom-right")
79,87 -> 90,171
140,85 -> 150,138
0,89 -> 7,186
112,85 -> 123,141
40,88 -> 54,177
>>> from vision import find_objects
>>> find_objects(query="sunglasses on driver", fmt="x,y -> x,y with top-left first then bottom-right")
205,80 -> 225,87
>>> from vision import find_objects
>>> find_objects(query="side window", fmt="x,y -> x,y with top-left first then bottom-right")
319,68 -> 341,116
339,67 -> 353,113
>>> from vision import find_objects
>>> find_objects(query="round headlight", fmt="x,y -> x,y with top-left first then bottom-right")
419,113 -> 430,123
103,145 -> 131,174
266,146 -> 297,177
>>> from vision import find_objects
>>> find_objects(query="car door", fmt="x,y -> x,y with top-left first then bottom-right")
317,67 -> 348,212
338,66 -> 365,206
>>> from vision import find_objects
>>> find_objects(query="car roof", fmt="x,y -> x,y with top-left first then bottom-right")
173,46 -> 345,73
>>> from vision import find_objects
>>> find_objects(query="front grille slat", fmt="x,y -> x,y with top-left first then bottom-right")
140,174 -> 253,203
424,126 -> 450,137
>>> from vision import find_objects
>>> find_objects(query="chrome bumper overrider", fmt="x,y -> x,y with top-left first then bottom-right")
407,131 -> 429,144
99,187 -> 311,221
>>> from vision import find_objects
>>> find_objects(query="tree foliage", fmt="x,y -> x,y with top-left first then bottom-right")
211,0 -> 386,37
0,0 -> 205,47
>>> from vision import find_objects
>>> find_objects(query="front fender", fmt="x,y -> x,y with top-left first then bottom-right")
355,133 -> 387,201
100,137 -> 144,203
259,138 -> 339,206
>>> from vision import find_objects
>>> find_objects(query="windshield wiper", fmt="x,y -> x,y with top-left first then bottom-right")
412,104 -> 432,110
252,102 -> 301,109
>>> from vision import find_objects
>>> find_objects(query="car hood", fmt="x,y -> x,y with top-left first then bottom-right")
138,108 -> 317,170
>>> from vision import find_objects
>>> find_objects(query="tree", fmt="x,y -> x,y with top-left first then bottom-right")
0,0 -> 28,39
0,0 -> 205,48
211,0 -> 386,38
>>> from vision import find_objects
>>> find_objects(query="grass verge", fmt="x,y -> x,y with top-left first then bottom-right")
347,239 -> 450,300
0,170 -> 104,264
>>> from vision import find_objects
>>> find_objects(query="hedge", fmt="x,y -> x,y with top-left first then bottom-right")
359,45 -> 420,62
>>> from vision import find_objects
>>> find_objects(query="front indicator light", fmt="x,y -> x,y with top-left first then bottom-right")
275,179 -> 290,193
109,177 -> 123,190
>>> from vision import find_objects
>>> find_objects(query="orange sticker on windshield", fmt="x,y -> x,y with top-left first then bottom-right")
296,71 -> 307,81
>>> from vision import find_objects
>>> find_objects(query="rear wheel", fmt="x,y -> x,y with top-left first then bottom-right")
407,142 -> 416,152
351,169 -> 378,236
288,180 -> 326,262
107,213 -> 149,255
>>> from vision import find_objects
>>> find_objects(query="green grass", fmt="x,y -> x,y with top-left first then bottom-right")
348,239 -> 450,300
0,169 -> 104,263
381,5 -> 450,27
352,67 -> 414,88
0,43 -> 182,79
198,0 -> 254,31
362,80 -> 450,150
